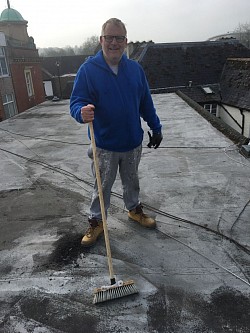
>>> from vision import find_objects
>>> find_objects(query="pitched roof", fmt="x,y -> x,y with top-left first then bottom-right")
177,84 -> 221,103
139,40 -> 250,89
41,55 -> 88,77
220,58 -> 250,111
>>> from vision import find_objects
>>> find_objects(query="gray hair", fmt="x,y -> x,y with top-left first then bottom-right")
101,18 -> 127,36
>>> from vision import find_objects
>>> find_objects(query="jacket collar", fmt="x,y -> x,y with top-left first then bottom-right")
90,50 -> 127,70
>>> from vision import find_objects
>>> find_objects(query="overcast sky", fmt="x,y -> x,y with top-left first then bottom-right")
5,0 -> 250,48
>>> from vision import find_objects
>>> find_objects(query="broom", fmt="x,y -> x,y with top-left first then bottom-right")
89,122 -> 138,304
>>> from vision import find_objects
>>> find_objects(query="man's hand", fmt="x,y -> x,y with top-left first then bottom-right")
81,104 -> 95,123
147,131 -> 163,149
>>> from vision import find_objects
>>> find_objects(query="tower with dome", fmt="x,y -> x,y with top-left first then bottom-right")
0,1 -> 45,120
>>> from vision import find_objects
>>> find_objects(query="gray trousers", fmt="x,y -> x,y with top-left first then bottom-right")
88,144 -> 142,220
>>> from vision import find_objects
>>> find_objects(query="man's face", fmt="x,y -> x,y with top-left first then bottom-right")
100,23 -> 127,66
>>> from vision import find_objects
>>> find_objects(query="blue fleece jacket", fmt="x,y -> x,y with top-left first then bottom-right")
70,50 -> 162,152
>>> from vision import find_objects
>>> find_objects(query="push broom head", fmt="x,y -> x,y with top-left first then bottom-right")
93,279 -> 138,304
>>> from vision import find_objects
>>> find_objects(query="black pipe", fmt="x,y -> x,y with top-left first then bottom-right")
240,109 -> 245,136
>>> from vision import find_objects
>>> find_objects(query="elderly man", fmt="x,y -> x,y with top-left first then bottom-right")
70,18 -> 163,247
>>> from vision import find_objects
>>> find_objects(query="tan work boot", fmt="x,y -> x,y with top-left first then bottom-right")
81,218 -> 104,247
128,204 -> 156,229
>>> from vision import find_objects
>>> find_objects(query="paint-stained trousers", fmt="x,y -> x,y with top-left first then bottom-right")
88,144 -> 142,220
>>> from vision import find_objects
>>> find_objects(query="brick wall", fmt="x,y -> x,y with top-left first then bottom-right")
11,62 -> 45,113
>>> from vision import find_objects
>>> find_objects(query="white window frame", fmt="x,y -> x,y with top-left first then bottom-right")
24,68 -> 34,97
204,103 -> 217,116
204,104 -> 213,113
0,47 -> 8,76
2,93 -> 17,119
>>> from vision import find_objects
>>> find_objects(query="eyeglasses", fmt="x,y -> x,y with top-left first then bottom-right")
102,35 -> 126,43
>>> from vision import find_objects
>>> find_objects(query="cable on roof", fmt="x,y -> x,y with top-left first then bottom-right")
0,127 -> 235,150
0,147 -> 93,194
112,191 -> 250,256
223,145 -> 250,168
0,127 -> 88,146
156,228 -> 250,288
1,145 -> 250,257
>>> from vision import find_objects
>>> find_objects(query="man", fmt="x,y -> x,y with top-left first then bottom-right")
70,18 -> 162,247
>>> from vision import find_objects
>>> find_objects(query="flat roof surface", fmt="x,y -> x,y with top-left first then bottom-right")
0,93 -> 250,332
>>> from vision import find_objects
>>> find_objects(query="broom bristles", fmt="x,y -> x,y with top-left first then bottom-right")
93,280 -> 138,304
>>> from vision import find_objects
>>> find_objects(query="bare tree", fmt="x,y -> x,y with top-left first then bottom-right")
234,22 -> 250,48
77,35 -> 99,55
38,35 -> 99,57
38,47 -> 69,57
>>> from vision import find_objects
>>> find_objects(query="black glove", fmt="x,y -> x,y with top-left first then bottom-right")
147,131 -> 163,149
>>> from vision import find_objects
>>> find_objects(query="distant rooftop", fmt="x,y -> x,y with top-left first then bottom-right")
42,55 -> 89,77
220,58 -> 250,110
139,40 -> 250,89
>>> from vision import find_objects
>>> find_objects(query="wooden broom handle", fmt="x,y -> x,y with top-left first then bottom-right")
89,122 -> 115,282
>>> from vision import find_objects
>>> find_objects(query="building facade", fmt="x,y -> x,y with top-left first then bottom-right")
218,58 -> 250,138
0,4 -> 45,121
0,31 -> 16,121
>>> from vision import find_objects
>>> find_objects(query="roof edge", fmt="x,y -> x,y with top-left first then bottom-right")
176,90 -> 249,146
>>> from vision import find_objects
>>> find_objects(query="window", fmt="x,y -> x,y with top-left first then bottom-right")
0,47 -> 8,76
202,86 -> 213,94
3,94 -> 17,119
24,69 -> 34,97
204,103 -> 217,116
